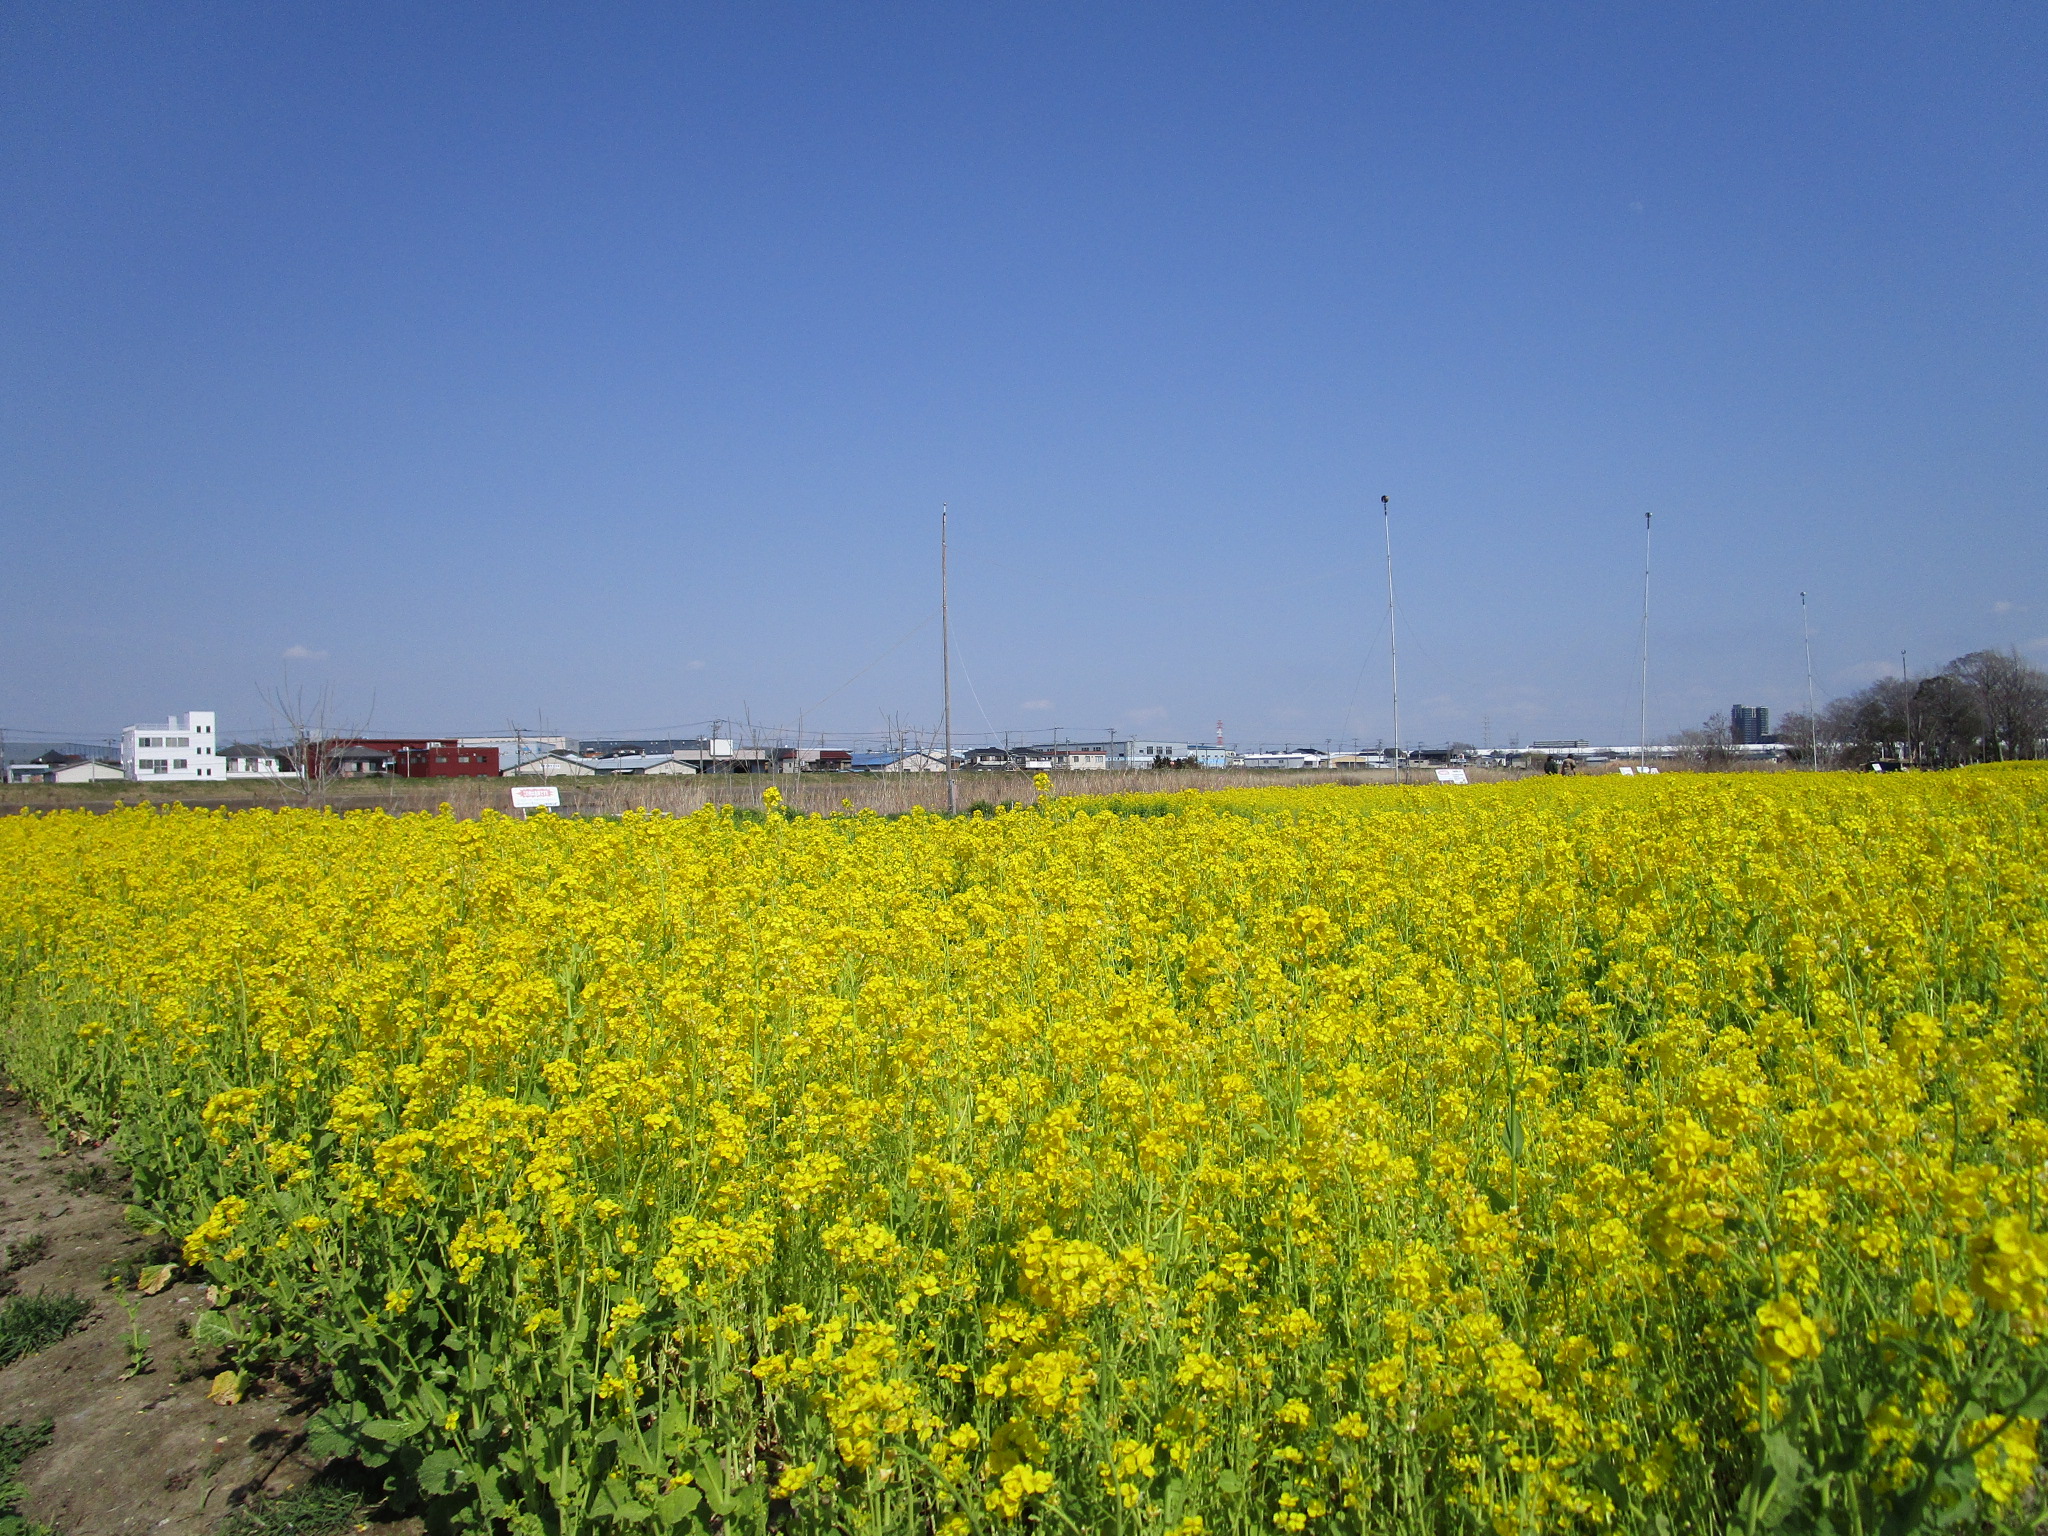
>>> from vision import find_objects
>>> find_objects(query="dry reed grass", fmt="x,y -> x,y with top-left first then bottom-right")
0,764 -> 1550,819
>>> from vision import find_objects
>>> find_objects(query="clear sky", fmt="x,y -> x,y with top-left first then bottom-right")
3,4 -> 2042,750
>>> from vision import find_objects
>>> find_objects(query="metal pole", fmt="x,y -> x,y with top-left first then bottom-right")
1639,512 -> 1652,769
1801,592 -> 1818,770
1902,650 -> 1911,766
1381,495 -> 1401,784
941,504 -> 956,814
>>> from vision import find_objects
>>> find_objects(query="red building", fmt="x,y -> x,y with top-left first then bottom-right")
391,744 -> 500,778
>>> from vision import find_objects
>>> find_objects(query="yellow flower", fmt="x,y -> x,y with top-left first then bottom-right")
1971,1218 -> 2048,1332
1755,1296 -> 1824,1381
985,1463 -> 1054,1521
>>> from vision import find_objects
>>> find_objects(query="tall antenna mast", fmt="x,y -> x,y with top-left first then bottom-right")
941,503 -> 957,814
1639,511 -> 1652,769
1902,649 -> 1911,766
1381,494 -> 1401,784
1800,591 -> 1818,771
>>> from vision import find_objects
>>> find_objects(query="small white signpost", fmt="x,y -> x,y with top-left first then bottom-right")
1434,768 -> 1469,785
510,785 -> 561,819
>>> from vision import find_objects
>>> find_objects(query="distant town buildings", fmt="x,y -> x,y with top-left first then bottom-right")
1731,705 -> 1772,745
4,751 -> 123,784
26,708 -> 1720,789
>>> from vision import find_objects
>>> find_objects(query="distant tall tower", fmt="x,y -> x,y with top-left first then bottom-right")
1216,719 -> 1225,747
1730,705 -> 1771,745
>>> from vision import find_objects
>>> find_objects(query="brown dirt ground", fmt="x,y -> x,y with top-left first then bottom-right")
0,1083 -> 420,1536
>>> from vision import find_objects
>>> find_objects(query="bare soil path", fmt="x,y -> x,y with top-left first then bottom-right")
0,1083 -> 417,1536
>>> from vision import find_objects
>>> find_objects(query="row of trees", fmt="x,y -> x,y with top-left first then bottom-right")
1785,650 -> 2048,768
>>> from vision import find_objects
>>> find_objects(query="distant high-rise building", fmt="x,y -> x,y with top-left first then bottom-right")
1731,705 -> 1771,745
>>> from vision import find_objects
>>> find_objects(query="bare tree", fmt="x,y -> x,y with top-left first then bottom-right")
259,681 -> 374,803
1820,678 -> 1912,767
1944,650 -> 2048,761
1797,649 -> 2047,771
1671,714 -> 1734,770
1911,674 -> 1989,767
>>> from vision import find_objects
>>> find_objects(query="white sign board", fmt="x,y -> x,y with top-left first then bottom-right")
1618,765 -> 1659,776
1434,768 -> 1469,785
510,785 -> 561,810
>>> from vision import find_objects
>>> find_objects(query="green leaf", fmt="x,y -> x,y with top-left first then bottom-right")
1215,1468 -> 1244,1496
305,1404 -> 369,1460
693,1454 -> 735,1515
655,1485 -> 702,1524
361,1416 -> 427,1445
589,1478 -> 651,1520
1764,1430 -> 1806,1483
306,1403 -> 394,1470
416,1448 -> 469,1497
413,1382 -> 450,1422
191,1309 -> 245,1347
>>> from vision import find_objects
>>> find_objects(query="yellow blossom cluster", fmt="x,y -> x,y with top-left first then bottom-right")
2,766 -> 2047,1533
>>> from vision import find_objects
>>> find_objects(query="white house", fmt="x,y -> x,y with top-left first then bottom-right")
849,750 -> 955,773
220,743 -> 287,778
503,751 -> 601,778
582,753 -> 699,776
122,711 -> 220,781
55,759 -> 125,784
1024,739 -> 1183,770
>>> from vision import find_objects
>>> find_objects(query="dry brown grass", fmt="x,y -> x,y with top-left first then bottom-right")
0,764 -> 1561,820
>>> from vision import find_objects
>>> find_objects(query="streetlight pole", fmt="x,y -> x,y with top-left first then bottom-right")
941,504 -> 956,814
1801,592 -> 1818,771
1381,494 -> 1401,785
1639,512 -> 1652,769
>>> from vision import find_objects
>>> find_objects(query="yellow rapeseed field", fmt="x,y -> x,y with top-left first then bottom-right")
2,769 -> 2047,1534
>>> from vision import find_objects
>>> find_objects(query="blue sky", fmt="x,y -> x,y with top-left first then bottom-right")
3,4 -> 2042,750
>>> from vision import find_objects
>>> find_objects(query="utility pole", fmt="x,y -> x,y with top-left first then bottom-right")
1902,649 -> 1911,765
941,504 -> 956,814
1639,512 -> 1652,769
1381,494 -> 1401,784
1801,592 -> 1818,771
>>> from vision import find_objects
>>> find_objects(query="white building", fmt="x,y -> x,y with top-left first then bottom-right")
122,711 -> 220,782
503,751 -> 601,778
220,743 -> 287,778
1024,739 -> 1186,769
587,753 -> 699,776
1240,749 -> 1330,771
55,759 -> 125,784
